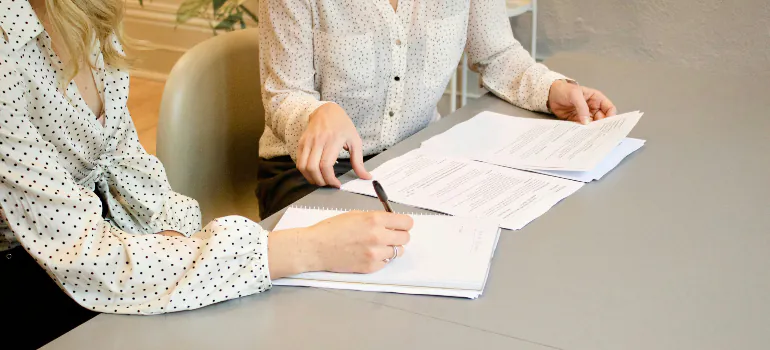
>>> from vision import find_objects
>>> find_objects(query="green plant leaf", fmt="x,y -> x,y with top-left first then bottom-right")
239,5 -> 258,22
176,0 -> 210,23
215,13 -> 243,30
213,0 -> 228,12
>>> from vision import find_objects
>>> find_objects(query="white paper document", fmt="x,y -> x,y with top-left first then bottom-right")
341,149 -> 584,230
421,110 -> 643,172
525,138 -> 646,182
272,207 -> 501,299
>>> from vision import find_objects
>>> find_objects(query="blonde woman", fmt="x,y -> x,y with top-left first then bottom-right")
0,1 -> 412,348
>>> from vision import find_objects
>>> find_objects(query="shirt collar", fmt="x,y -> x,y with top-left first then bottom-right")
0,0 -> 45,51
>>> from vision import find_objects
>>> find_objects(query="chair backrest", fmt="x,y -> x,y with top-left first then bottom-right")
157,28 -> 264,223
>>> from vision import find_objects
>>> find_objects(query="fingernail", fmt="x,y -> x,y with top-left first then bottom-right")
582,117 -> 591,124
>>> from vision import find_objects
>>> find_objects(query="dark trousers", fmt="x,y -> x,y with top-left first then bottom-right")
1,246 -> 97,349
256,155 -> 376,219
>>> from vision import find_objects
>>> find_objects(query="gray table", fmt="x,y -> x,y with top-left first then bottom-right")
45,53 -> 770,350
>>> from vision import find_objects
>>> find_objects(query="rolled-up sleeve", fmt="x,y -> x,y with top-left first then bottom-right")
259,0 -> 328,160
466,0 -> 567,113
0,61 -> 272,315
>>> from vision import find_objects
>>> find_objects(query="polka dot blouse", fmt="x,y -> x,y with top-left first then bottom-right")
0,1 -> 271,314
258,0 -> 568,161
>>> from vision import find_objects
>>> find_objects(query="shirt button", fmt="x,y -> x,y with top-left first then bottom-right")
388,111 -> 395,117
395,39 -> 402,46
394,76 -> 400,81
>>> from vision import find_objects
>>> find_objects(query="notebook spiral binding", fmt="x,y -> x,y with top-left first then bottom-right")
287,205 -> 449,216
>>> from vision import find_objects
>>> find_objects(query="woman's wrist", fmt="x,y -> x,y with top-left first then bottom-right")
267,228 -> 322,279
547,78 -> 579,113
308,102 -> 339,123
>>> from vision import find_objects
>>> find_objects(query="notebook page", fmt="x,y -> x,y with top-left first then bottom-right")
275,278 -> 483,299
272,207 -> 500,291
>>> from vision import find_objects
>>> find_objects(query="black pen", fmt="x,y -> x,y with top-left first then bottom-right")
372,180 -> 393,213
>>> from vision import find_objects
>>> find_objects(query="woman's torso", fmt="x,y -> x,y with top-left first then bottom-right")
259,0 -> 472,158
0,18 -> 136,251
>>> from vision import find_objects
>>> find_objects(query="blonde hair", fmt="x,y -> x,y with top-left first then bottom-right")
45,0 -> 130,83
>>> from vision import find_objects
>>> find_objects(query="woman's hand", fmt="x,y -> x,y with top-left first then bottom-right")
267,211 -> 413,279
296,103 -> 372,188
548,79 -> 617,124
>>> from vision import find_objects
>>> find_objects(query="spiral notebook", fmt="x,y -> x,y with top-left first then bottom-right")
271,207 -> 502,299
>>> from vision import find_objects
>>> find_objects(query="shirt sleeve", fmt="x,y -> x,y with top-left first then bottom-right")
466,0 -> 568,113
104,104 -> 204,238
0,61 -> 272,315
259,0 -> 328,161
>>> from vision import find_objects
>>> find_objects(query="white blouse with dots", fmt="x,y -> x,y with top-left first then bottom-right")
0,0 -> 271,314
258,0 -> 569,160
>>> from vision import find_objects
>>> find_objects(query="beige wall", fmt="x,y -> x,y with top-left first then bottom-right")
124,0 -> 258,80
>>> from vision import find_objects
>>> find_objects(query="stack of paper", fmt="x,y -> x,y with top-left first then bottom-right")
526,137 -> 646,182
272,207 -> 501,299
341,110 -> 645,230
420,111 -> 645,182
341,149 -> 583,230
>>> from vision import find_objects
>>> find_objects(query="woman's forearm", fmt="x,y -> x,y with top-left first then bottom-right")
267,228 -> 320,279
